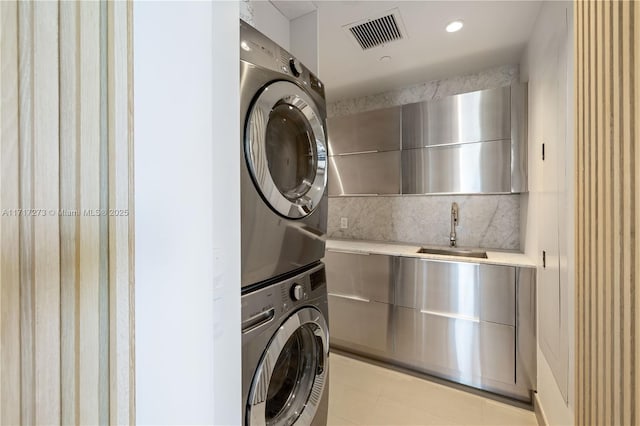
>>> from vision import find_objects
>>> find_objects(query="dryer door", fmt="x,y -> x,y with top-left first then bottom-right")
245,81 -> 327,219
247,307 -> 329,426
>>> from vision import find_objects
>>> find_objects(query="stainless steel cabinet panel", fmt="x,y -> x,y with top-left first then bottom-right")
479,265 -> 517,326
325,250 -> 394,303
427,86 -> 510,147
516,267 -> 537,393
402,139 -> 512,194
427,86 -> 511,145
328,294 -> 392,354
401,102 -> 428,150
394,306 -> 516,385
328,151 -> 401,195
402,87 -> 510,150
394,258 -> 515,326
510,82 -> 528,193
327,106 -> 401,155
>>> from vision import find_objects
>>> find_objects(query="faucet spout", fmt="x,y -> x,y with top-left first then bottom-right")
450,202 -> 458,247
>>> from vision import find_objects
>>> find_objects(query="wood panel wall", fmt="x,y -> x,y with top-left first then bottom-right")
575,1 -> 640,425
0,1 -> 134,424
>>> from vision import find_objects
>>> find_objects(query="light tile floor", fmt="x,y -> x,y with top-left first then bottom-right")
327,353 -> 538,426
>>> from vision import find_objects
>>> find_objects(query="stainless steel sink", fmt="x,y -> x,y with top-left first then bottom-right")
417,247 -> 488,259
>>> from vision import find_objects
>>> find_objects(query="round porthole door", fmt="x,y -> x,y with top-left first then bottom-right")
246,307 -> 329,426
245,81 -> 327,219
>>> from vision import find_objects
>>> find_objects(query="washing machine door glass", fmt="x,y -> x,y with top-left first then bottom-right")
247,307 -> 329,426
246,81 -> 327,219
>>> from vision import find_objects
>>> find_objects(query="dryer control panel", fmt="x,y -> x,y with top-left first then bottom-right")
240,20 -> 325,99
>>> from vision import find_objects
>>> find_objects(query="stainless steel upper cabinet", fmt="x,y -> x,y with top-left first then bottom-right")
327,106 -> 401,155
402,139 -> 512,194
328,151 -> 401,195
326,83 -> 527,196
401,84 -> 528,194
402,87 -> 510,150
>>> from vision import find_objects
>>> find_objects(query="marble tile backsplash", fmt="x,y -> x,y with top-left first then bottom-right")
328,195 -> 521,250
240,0 -> 255,25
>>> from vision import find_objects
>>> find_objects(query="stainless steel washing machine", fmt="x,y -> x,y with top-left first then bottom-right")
242,262 -> 330,426
240,20 -> 328,288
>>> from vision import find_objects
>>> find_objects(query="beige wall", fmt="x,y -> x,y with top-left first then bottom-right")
0,2 -> 134,423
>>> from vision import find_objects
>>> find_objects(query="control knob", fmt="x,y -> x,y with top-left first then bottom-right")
290,283 -> 304,301
289,58 -> 301,77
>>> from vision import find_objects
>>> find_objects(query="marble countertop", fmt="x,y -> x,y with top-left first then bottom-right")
326,238 -> 536,268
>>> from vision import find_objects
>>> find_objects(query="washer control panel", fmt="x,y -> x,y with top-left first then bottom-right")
241,263 -> 327,334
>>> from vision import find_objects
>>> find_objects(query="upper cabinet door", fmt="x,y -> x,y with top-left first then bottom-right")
401,140 -> 512,194
402,87 -> 511,150
328,151 -> 401,196
327,106 -> 401,155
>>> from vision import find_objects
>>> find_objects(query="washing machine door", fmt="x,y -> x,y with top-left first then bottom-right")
245,81 -> 327,219
247,307 -> 329,426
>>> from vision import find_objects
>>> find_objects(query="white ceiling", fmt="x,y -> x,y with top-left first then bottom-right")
315,1 -> 543,102
271,0 -> 317,20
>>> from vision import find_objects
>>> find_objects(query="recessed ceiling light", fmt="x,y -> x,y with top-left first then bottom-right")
379,56 -> 392,62
446,20 -> 464,33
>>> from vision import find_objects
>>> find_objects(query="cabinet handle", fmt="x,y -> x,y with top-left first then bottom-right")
326,249 -> 370,255
420,309 -> 479,323
328,293 -> 371,303
335,150 -> 379,156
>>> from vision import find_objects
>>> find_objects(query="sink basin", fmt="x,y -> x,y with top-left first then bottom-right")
417,247 -> 488,259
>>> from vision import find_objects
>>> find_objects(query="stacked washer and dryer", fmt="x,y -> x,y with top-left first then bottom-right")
239,21 -> 330,426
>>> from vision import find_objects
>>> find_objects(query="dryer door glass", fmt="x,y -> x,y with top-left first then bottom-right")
265,104 -> 317,202
246,81 -> 327,219
247,307 -> 329,426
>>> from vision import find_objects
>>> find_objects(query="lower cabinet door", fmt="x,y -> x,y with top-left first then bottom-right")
324,251 -> 393,303
393,306 -> 515,385
327,294 -> 392,356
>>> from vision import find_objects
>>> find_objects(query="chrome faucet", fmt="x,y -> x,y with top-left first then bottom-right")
450,202 -> 458,247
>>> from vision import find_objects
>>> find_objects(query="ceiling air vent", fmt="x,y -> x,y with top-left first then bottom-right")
344,9 -> 406,50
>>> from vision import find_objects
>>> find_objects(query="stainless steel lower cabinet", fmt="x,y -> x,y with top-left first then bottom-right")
394,257 -> 516,326
327,294 -> 393,358
325,252 -> 536,402
394,305 -> 515,387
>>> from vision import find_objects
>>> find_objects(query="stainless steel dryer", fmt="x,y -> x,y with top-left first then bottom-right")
242,262 -> 330,426
240,20 -> 328,288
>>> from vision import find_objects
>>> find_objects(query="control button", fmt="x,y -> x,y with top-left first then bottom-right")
289,58 -> 301,77
291,284 -> 304,301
